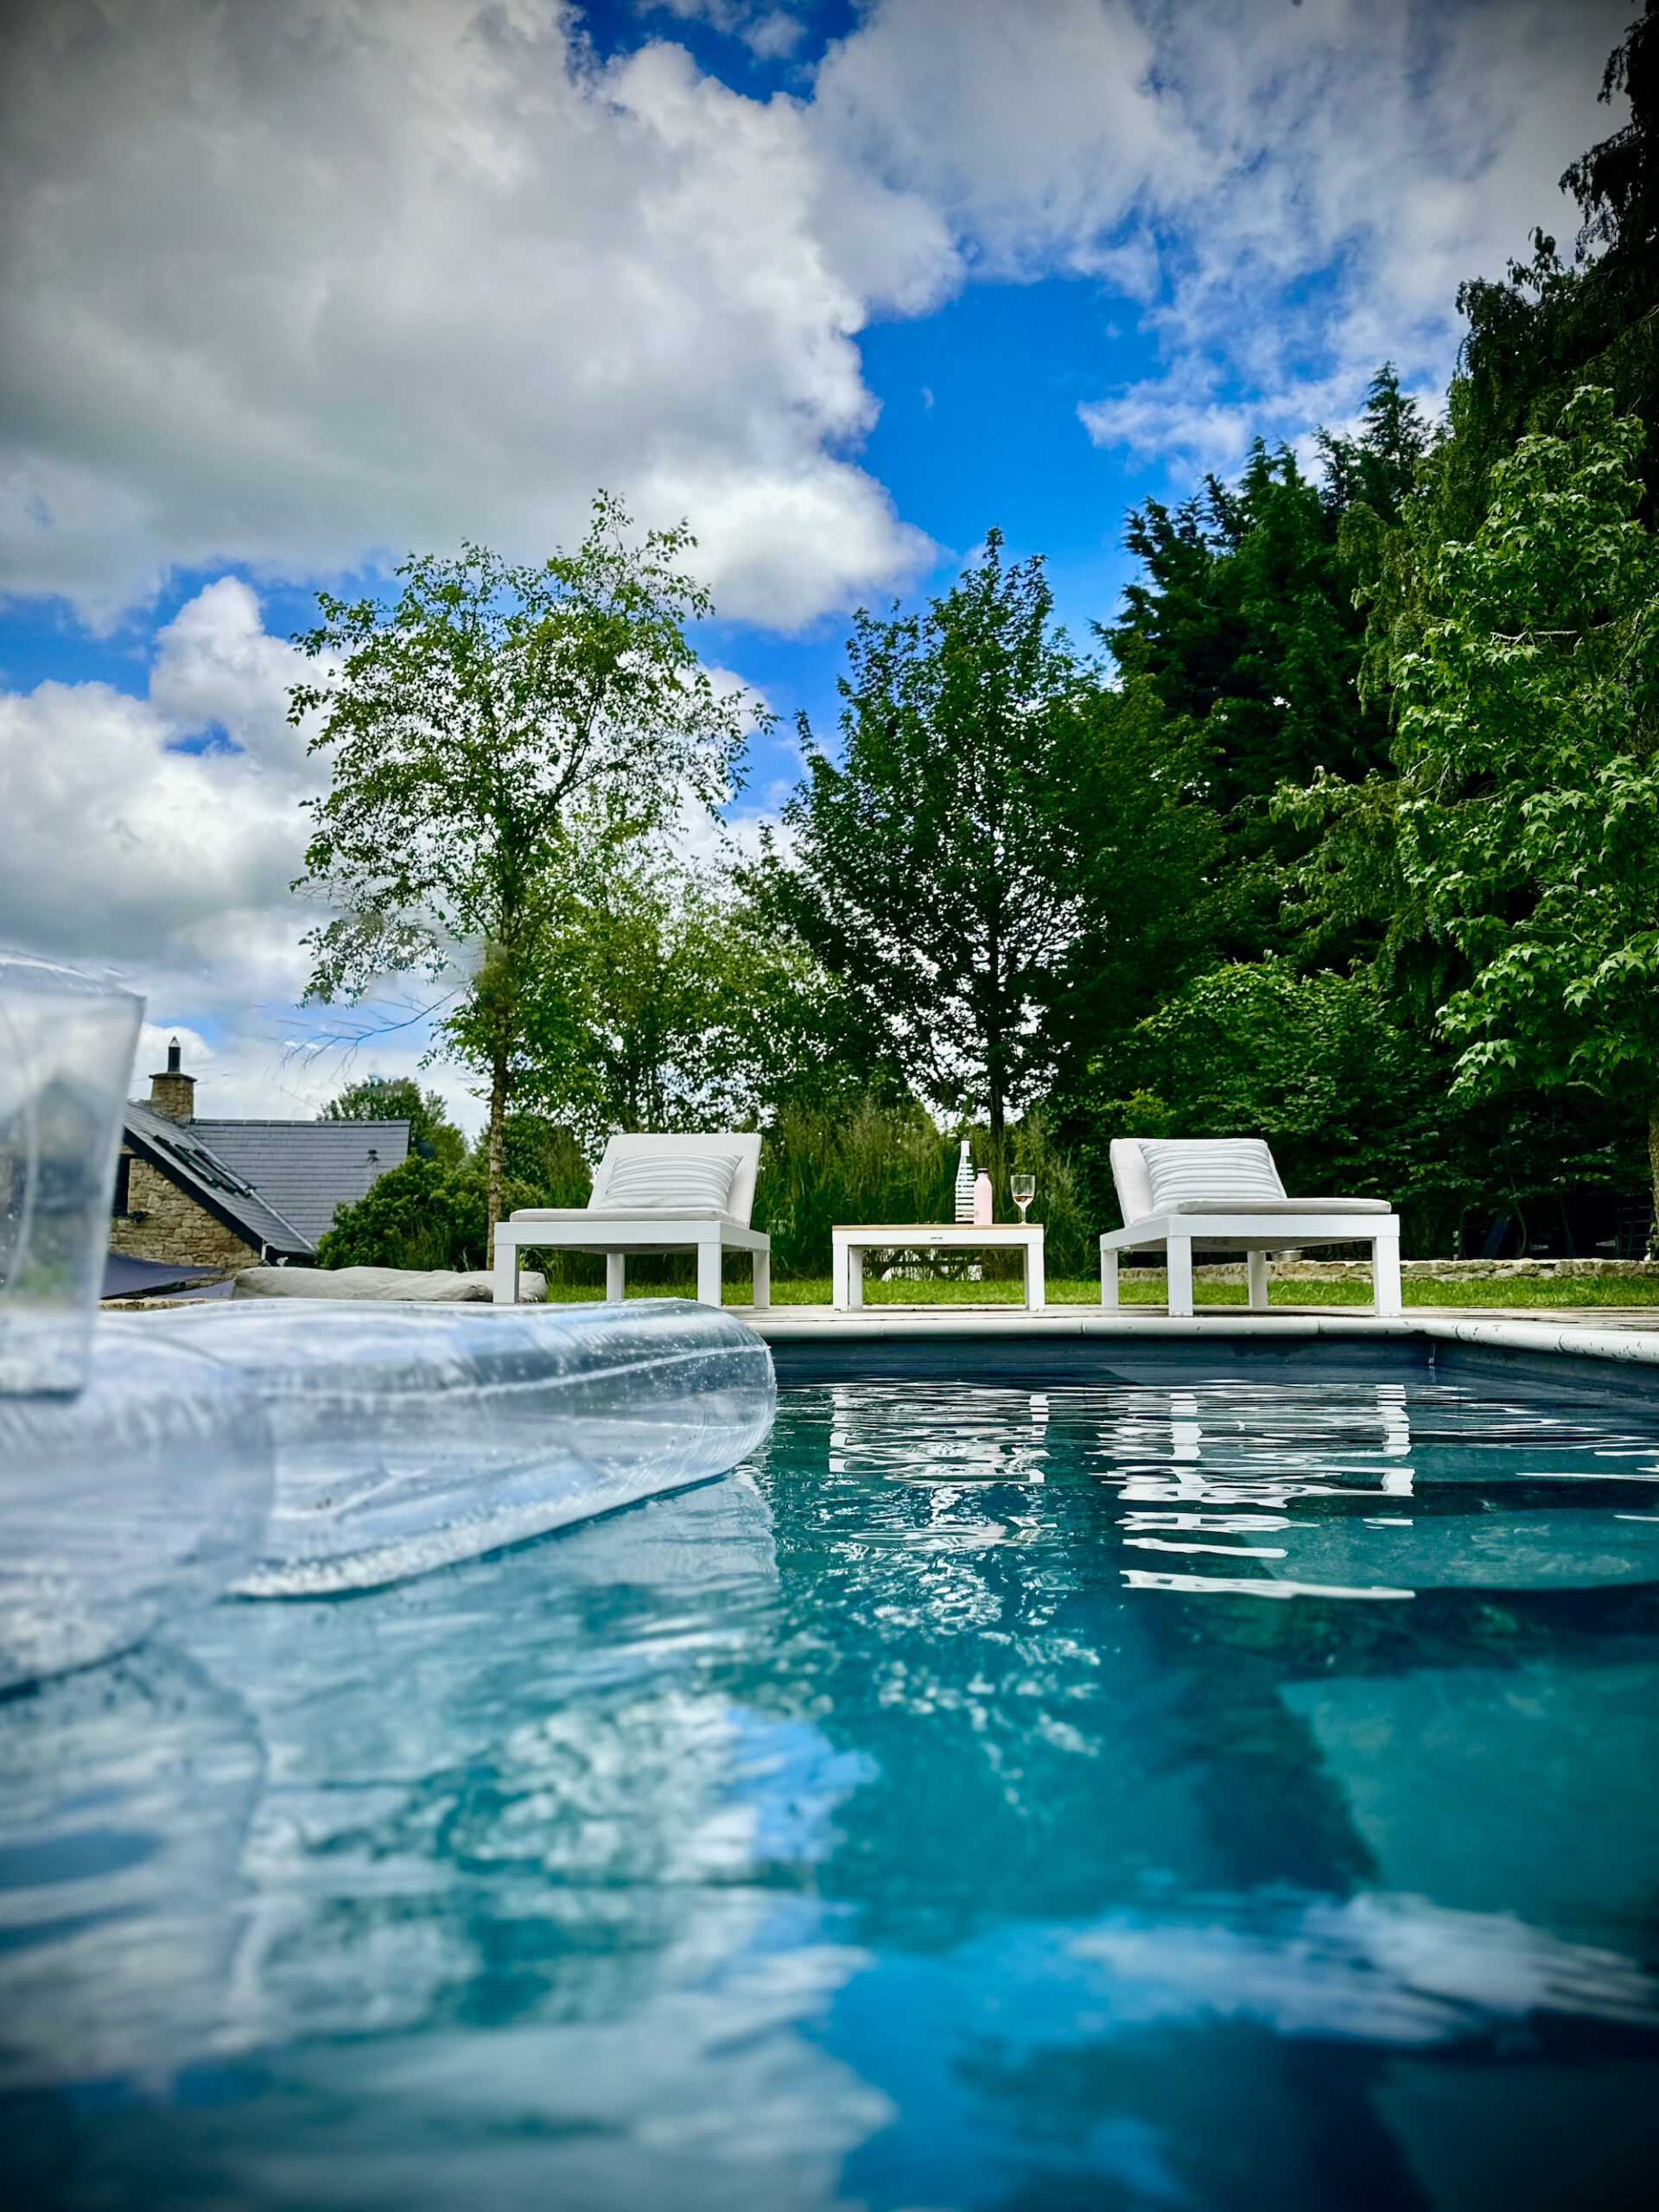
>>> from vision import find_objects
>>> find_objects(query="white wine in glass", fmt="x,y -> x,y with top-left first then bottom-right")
1010,1173 -> 1035,1223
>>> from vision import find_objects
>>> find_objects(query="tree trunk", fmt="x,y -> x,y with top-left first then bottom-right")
486,1045 -> 508,1264
1649,1101 -> 1659,1256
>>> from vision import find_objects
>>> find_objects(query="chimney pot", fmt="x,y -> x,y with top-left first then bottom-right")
149,1041 -> 196,1122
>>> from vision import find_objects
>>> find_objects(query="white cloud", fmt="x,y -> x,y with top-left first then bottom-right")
642,1 -> 810,60
811,0 -> 1193,283
3,0 -> 1623,628
1069,0 -> 1631,471
0,579 -> 370,1116
0,674 -> 302,963
0,0 -> 933,629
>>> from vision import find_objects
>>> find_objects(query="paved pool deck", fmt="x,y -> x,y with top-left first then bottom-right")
746,1302 -> 1659,1372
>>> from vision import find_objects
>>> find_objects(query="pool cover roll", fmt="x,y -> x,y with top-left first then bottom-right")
127,1295 -> 778,1596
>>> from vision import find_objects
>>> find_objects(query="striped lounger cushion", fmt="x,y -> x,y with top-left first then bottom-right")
600,1153 -> 741,1214
1140,1139 -> 1287,1212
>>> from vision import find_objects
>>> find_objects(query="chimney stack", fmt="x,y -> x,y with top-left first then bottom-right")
148,1037 -> 196,1122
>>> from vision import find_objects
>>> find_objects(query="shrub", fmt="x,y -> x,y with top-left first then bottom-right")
754,1095 -> 1094,1278
316,1155 -> 491,1271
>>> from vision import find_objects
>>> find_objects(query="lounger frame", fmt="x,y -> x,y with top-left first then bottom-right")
1099,1211 -> 1403,1318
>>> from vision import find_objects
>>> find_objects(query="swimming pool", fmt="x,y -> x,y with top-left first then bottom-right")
3,1354 -> 1658,2209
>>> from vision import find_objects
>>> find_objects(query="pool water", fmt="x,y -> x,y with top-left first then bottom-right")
3,1370 -> 1659,2210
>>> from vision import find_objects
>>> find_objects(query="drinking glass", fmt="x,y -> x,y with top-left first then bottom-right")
1010,1173 -> 1035,1223
0,953 -> 144,1394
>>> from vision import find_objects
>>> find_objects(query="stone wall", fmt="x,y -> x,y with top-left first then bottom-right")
1169,1255 -> 1659,1283
109,1153 -> 261,1268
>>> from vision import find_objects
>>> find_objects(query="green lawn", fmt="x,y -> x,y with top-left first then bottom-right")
533,1271 -> 1659,1310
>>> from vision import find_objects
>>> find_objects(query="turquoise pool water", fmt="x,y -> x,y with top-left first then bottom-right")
3,1368 -> 1659,2209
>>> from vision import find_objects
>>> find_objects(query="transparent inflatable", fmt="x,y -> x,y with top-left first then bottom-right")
130,1295 -> 779,1596
0,1331 -> 273,1691
0,950 -> 143,1394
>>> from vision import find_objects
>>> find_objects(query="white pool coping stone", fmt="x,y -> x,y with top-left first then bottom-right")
744,1305 -> 1659,1370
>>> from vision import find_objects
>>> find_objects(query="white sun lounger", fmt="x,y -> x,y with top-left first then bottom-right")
1099,1137 -> 1402,1317
492,1132 -> 769,1309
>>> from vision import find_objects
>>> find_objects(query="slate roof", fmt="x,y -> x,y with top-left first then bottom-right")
122,1103 -> 317,1259
190,1118 -> 410,1246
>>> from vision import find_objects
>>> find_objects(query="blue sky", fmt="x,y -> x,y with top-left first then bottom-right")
0,0 -> 1631,1124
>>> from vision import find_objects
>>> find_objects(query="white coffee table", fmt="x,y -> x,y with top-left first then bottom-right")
831,1223 -> 1046,1312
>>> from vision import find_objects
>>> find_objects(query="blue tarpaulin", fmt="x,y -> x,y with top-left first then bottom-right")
101,1253 -> 225,1300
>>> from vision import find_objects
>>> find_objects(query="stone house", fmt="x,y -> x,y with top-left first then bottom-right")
110,1042 -> 410,1269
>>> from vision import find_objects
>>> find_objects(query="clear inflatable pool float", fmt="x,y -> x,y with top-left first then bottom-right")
136,1295 -> 778,1597
0,1329 -> 273,1691
1,1296 -> 775,1686
0,954 -> 777,1688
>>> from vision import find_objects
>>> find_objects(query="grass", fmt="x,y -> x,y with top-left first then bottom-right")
531,1271 -> 1659,1310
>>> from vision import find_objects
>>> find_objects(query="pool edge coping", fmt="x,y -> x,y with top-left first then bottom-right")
746,1308 -> 1659,1370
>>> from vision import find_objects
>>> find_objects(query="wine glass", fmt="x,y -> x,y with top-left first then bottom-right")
1010,1173 -> 1035,1223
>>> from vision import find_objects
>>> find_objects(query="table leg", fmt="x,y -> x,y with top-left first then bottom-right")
849,1246 -> 865,1311
1027,1234 -> 1045,1310
606,1251 -> 626,1303
832,1238 -> 849,1311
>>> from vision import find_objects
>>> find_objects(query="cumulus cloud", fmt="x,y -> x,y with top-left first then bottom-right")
0,0 -> 935,628
0,579 -> 339,1108
1,0 -> 1626,625
812,0 -> 1193,283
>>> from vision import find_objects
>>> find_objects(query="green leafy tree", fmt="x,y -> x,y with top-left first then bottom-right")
493,1111 -> 591,1207
1105,377 -> 1428,965
511,827 -> 829,1151
317,1109 -> 589,1271
1045,674 -> 1221,1107
765,534 -> 1210,1145
1107,410 -> 1415,806
321,1076 -> 466,1166
1085,960 -> 1462,1255
1389,387 -> 1659,1217
289,498 -> 748,1249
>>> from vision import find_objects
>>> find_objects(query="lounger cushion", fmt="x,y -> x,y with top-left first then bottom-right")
1109,1138 -> 1156,1225
1141,1138 -> 1286,1211
508,1207 -> 733,1224
1169,1197 -> 1392,1216
598,1151 -> 741,1213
